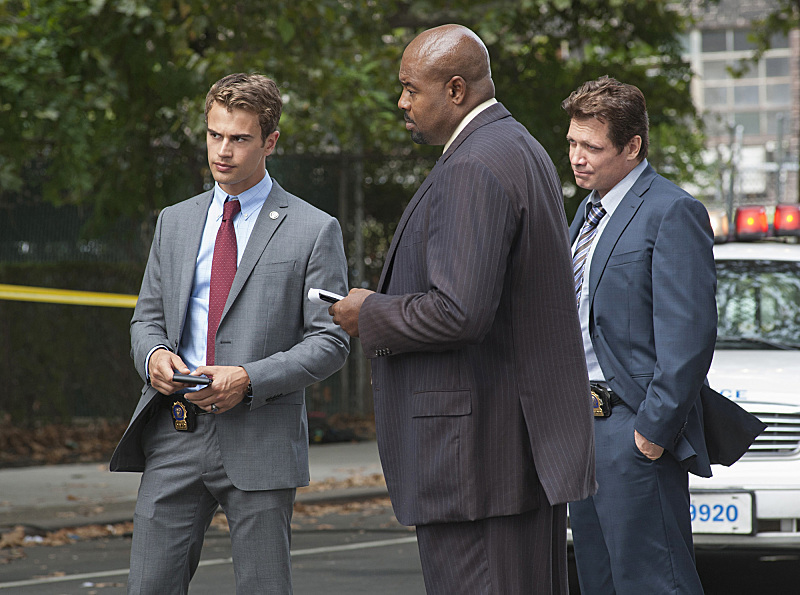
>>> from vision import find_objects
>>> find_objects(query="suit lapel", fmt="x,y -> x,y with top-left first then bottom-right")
377,169 -> 436,291
587,165 -> 656,305
174,190 -> 213,340
569,197 -> 590,245
221,179 -> 288,320
377,103 -> 512,292
441,103 -> 511,161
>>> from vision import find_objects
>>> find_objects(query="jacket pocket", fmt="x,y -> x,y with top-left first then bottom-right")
411,390 -> 472,519
251,260 -> 296,276
607,249 -> 644,267
412,390 -> 472,417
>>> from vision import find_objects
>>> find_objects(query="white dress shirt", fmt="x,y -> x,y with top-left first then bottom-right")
443,98 -> 498,154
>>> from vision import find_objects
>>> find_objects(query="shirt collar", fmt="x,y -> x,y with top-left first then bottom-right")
443,98 -> 498,154
212,170 -> 273,221
587,159 -> 648,218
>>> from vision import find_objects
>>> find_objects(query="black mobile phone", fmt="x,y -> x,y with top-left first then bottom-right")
172,373 -> 212,385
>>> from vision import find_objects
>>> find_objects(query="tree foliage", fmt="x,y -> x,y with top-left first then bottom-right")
1,0 -> 706,229
743,0 -> 799,59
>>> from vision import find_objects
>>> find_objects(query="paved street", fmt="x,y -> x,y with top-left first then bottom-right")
1,440 -> 798,593
2,495 -> 798,593
0,496 -> 425,594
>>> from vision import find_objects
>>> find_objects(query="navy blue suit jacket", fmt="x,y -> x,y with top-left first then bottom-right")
569,164 -> 717,477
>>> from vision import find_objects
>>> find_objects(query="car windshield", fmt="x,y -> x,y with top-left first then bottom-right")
716,259 -> 800,350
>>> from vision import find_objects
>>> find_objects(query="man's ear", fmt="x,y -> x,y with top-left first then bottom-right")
263,130 -> 280,157
447,76 -> 466,104
626,135 -> 642,161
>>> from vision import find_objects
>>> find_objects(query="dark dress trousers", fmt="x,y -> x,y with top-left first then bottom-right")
359,103 -> 596,592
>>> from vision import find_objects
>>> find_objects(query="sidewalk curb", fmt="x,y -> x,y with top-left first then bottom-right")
0,486 -> 389,533
0,441 -> 386,533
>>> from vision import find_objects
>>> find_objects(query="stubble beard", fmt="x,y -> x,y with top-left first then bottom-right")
410,129 -> 428,144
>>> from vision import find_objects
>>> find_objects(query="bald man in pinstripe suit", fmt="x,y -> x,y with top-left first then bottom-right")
330,25 -> 596,594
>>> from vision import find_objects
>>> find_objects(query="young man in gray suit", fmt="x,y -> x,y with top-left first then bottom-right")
110,73 -> 350,593
564,76 -> 716,594
330,25 -> 596,594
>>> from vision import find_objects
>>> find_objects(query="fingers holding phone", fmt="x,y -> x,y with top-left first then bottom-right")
148,349 -> 194,394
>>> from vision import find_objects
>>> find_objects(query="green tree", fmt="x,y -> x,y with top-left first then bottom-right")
740,0 -> 799,58
1,0 -> 707,233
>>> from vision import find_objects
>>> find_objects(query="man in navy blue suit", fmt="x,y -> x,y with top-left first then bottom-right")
564,76 -> 716,594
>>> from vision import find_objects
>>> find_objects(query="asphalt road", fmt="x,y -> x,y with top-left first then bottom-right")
1,497 -> 797,594
0,497 -> 424,594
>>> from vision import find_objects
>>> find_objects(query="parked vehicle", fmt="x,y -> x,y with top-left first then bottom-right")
690,203 -> 800,550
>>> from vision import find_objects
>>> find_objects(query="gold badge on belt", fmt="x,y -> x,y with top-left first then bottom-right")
172,401 -> 190,431
591,385 -> 612,418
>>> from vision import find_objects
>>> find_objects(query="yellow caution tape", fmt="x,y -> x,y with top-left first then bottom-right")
0,284 -> 137,308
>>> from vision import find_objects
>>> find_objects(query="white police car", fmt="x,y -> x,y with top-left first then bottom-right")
689,204 -> 800,549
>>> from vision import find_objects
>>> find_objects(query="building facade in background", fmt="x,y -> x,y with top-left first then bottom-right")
684,0 -> 800,208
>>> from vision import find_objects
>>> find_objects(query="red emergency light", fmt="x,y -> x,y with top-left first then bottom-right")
773,203 -> 800,237
734,206 -> 768,240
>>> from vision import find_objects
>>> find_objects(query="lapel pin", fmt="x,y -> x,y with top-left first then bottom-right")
269,211 -> 279,220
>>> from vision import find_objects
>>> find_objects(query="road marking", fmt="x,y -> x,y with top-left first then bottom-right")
294,535 -> 417,557
0,536 -> 418,589
0,284 -> 137,308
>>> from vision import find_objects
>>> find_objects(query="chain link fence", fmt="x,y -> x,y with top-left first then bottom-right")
0,153 -> 436,425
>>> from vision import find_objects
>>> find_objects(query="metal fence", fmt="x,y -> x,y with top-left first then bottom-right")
0,152 -> 442,423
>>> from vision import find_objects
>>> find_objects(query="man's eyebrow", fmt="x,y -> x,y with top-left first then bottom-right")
207,128 -> 254,139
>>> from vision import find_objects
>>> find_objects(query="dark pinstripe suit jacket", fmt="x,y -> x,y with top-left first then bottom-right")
359,103 -> 597,526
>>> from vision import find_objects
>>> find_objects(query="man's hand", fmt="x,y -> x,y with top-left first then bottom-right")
634,429 -> 665,461
329,288 -> 374,337
148,348 -> 192,396
189,366 -> 251,414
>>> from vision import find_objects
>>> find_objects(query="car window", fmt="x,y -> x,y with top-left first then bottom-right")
716,259 -> 800,349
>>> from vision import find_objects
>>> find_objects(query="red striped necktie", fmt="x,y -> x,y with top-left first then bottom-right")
207,198 -> 241,365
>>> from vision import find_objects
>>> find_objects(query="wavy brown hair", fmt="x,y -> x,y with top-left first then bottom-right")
562,75 -> 648,161
204,73 -> 282,144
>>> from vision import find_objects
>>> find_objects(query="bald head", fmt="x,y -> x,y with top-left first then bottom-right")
406,25 -> 494,103
398,25 -> 495,145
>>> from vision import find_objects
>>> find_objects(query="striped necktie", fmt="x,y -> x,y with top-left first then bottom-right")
572,201 -> 607,306
207,198 -> 241,365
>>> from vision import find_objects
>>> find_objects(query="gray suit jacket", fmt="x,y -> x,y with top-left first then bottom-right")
110,180 -> 350,490
359,103 -> 597,526
568,164 -> 717,477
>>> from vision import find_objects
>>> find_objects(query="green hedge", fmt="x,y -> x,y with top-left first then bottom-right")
1,262 -> 144,424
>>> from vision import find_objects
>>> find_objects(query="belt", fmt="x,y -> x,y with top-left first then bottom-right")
162,394 -> 213,416
590,383 -> 625,408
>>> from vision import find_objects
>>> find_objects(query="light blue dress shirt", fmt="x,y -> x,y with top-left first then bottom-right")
146,171 -> 273,384
179,172 -> 273,372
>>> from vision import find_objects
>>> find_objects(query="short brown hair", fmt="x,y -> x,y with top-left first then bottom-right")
204,73 -> 282,144
561,76 -> 649,161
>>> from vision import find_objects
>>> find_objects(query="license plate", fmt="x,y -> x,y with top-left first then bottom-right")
690,491 -> 754,535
